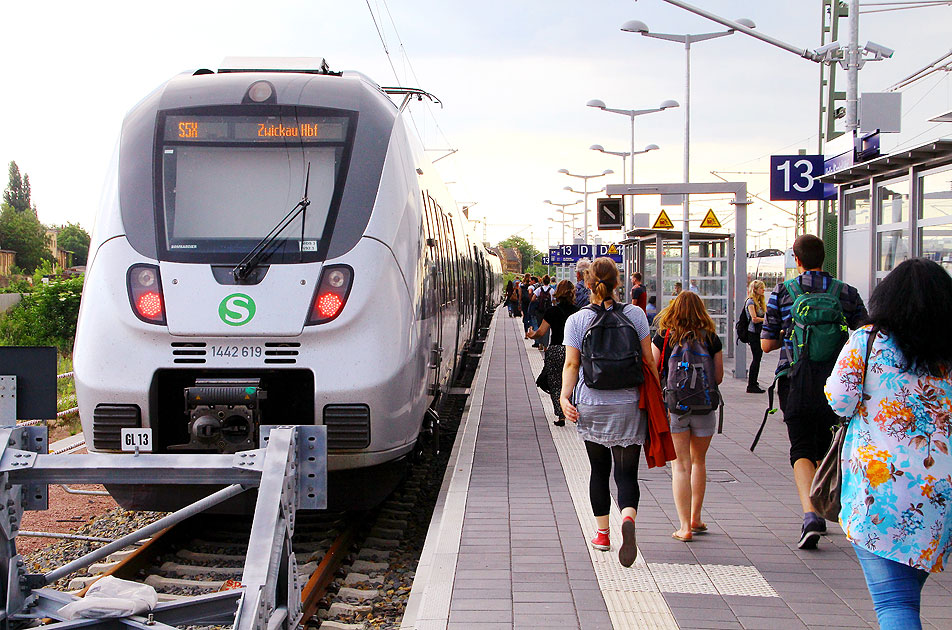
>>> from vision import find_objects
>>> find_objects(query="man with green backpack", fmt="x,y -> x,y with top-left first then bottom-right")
760,235 -> 867,549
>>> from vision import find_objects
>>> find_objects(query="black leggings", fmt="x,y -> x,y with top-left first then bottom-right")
747,334 -> 763,388
585,441 -> 642,516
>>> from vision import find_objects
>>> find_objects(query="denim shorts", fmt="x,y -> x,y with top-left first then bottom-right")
669,410 -> 717,437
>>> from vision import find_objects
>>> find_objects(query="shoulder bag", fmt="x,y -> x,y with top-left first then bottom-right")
809,327 -> 877,522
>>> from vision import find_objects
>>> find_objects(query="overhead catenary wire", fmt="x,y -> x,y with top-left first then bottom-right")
860,1 -> 952,14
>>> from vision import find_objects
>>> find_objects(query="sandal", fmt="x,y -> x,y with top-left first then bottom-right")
691,523 -> 708,533
671,531 -> 693,542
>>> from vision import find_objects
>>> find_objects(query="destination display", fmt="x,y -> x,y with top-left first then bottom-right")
164,115 -> 348,143
548,243 -> 622,264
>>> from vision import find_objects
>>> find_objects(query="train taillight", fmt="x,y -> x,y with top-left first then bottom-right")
306,265 -> 353,325
127,264 -> 166,325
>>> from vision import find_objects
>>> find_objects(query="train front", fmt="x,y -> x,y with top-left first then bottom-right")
74,63 -> 426,510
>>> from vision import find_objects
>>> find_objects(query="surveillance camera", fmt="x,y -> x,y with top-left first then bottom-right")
813,41 -> 842,60
863,40 -> 894,59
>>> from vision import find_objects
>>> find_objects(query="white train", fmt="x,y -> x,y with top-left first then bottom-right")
73,58 -> 502,510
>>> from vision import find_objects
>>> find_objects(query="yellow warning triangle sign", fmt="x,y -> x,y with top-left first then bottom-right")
699,209 -> 721,229
652,210 -> 674,230
606,244 -> 618,255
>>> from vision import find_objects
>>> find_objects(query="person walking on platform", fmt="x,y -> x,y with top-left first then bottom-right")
520,273 -> 534,334
574,258 -> 592,308
651,291 -> 723,542
825,258 -> 952,630
745,280 -> 767,393
527,280 -> 579,426
761,234 -> 867,549
505,280 -> 516,317
560,257 -> 659,567
630,272 -> 647,312
646,296 -> 658,326
530,275 -> 555,351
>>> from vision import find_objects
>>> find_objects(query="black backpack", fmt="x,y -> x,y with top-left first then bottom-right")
537,285 -> 553,312
735,301 -> 750,344
580,302 -> 644,390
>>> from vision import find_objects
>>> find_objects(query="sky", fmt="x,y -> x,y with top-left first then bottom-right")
1,0 -> 950,254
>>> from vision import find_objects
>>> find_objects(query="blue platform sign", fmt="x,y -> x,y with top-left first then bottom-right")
550,244 -> 622,264
770,155 -> 836,201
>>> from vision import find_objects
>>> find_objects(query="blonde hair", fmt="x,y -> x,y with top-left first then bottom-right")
587,257 -> 619,303
748,280 -> 766,313
653,291 -> 716,345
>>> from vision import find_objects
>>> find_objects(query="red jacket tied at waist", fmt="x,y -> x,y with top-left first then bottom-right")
640,357 -> 676,468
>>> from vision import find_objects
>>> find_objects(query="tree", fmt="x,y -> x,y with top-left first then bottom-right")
497,235 -> 542,273
0,203 -> 51,272
57,223 -> 91,266
3,162 -> 32,213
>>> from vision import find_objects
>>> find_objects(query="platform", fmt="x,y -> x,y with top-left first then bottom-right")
403,308 -> 952,630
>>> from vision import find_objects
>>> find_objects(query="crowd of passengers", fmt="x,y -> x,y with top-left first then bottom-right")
501,235 -> 951,630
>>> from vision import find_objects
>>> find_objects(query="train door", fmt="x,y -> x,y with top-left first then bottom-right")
442,213 -> 461,380
423,194 -> 442,397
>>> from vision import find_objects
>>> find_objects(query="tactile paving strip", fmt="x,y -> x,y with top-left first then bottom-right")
647,562 -> 718,595
702,563 -> 779,597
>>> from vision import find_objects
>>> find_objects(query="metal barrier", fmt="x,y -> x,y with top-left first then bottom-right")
0,424 -> 327,630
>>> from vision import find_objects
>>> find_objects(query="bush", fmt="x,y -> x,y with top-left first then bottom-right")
0,276 -> 84,352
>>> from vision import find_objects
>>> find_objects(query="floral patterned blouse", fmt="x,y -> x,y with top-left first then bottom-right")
825,326 -> 952,573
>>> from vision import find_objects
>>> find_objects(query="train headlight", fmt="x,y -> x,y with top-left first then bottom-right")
127,263 -> 167,325
306,265 -> 353,325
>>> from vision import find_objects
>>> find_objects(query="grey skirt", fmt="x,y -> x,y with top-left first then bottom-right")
576,403 -> 647,448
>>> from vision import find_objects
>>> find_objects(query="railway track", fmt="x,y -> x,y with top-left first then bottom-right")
25,318 -> 490,629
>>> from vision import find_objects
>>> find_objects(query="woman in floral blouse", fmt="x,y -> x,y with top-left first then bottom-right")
826,258 -> 952,630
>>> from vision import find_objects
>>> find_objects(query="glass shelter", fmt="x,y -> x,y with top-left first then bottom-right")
621,229 -> 735,353
820,140 -> 952,304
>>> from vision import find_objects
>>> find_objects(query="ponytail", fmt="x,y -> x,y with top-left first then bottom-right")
588,257 -> 619,303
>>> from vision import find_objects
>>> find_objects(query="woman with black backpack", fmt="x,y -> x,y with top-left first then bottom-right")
651,291 -> 724,542
559,257 -> 659,567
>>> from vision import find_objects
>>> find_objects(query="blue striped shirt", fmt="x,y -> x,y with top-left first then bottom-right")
761,270 -> 867,374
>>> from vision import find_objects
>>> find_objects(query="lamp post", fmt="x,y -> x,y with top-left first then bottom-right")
585,99 -> 678,190
557,169 -> 613,244
544,199 -> 584,244
621,17 -> 754,287
590,143 -> 660,226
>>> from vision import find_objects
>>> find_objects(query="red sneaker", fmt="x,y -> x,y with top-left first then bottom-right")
590,530 -> 610,551
619,517 -> 638,567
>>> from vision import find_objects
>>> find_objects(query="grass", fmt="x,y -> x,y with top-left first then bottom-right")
52,353 -> 81,438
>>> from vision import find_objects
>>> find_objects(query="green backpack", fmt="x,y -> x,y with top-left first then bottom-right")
750,277 -> 849,452
784,277 -> 848,366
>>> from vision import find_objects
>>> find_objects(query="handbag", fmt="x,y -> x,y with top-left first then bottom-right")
809,327 -> 877,522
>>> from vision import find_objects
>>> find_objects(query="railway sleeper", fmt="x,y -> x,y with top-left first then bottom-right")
343,572 -> 384,586
361,537 -> 399,550
318,621 -> 365,630
144,574 -> 225,592
349,560 -> 388,574
356,548 -> 391,562
320,602 -> 373,619
336,587 -> 381,602
159,560 -> 319,578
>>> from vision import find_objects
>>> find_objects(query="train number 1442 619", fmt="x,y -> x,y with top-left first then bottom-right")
210,345 -> 263,358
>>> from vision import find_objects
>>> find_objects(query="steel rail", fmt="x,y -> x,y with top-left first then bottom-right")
299,527 -> 355,623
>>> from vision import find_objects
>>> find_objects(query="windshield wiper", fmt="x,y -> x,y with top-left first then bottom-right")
233,162 -> 311,282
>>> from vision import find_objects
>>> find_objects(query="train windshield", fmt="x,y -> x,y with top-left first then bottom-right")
157,108 -> 354,263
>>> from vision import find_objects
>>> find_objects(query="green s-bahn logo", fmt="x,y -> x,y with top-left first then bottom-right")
219,293 -> 256,326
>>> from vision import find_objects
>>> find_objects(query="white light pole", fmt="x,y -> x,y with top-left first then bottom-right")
590,143 -> 660,226
622,17 -> 755,287
557,169 -> 613,243
544,199 -> 584,244
586,99 -> 678,189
